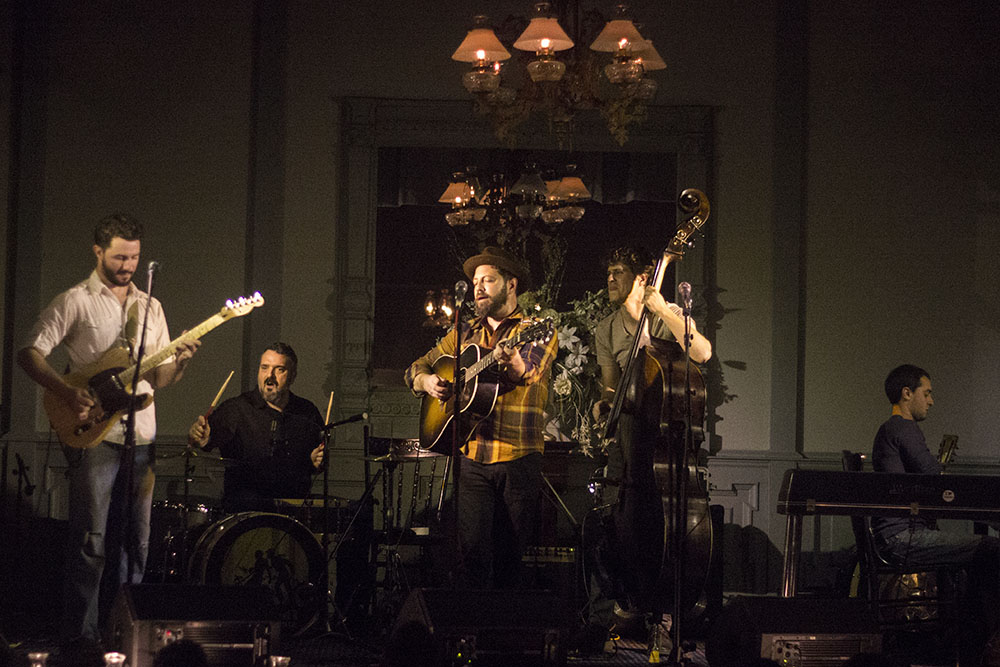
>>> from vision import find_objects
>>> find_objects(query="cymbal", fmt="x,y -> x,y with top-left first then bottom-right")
361,451 -> 444,463
156,446 -> 241,466
275,495 -> 352,506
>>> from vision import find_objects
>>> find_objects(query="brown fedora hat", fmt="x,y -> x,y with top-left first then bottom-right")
463,246 -> 530,284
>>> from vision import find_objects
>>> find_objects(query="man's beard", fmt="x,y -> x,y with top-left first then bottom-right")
260,379 -> 286,403
475,284 -> 509,318
100,260 -> 132,287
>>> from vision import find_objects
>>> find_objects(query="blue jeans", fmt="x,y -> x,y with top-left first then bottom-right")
880,526 -> 1000,655
880,525 -> 994,568
456,453 -> 542,589
61,441 -> 155,642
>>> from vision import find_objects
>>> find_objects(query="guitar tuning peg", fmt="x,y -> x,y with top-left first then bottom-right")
225,299 -> 234,308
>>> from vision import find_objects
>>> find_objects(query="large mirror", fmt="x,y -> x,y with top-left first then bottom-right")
373,146 -> 681,374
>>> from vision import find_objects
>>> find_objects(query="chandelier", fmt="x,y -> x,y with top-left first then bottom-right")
439,165 -> 590,228
439,164 -> 591,304
452,2 -> 666,147
422,288 -> 455,328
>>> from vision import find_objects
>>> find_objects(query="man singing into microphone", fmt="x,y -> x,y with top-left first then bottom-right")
406,246 -> 558,589
188,342 -> 325,512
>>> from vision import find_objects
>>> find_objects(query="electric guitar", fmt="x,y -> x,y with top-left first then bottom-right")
418,318 -> 554,453
44,293 -> 264,449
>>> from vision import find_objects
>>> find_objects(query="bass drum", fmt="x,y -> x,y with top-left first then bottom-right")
147,501 -> 223,582
188,512 -> 325,637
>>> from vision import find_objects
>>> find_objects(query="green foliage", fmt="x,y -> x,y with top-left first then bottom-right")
520,287 -> 615,456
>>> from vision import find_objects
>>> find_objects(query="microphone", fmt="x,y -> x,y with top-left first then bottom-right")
454,280 -> 468,307
678,282 -> 693,313
148,261 -> 161,273
323,412 -> 368,430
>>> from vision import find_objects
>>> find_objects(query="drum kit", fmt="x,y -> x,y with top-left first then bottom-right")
146,436 -> 446,638
149,445 -> 341,636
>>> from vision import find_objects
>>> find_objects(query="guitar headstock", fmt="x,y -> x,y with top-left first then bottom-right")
522,318 -> 555,346
221,292 -> 265,318
938,433 -> 959,467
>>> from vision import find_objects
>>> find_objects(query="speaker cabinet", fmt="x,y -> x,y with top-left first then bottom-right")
108,584 -> 280,667
387,588 -> 571,666
706,596 -> 882,667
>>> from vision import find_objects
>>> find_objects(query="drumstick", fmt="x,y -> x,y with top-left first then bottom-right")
324,391 -> 334,425
204,370 -> 235,418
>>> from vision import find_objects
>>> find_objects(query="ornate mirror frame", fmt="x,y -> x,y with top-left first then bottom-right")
330,97 -> 715,466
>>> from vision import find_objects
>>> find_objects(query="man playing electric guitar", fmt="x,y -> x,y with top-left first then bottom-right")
405,246 -> 558,589
17,213 -> 199,654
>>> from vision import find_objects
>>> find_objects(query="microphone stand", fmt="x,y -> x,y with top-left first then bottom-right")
121,263 -> 157,590
319,409 -> 333,633
669,284 -> 695,665
446,284 -> 466,587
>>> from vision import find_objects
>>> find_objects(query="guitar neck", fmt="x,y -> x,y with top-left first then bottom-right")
464,332 -> 526,380
130,311 -> 231,380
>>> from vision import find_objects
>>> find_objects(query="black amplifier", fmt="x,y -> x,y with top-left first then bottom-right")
108,584 -> 280,667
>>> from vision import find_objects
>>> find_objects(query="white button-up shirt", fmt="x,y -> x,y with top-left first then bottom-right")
24,270 -> 172,444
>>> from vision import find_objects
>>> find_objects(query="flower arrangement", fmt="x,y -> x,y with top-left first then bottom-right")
519,287 -> 615,456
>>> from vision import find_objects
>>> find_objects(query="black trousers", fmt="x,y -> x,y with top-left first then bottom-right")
456,453 -> 543,589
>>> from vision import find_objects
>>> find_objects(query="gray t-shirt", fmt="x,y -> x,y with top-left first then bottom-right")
595,307 -> 673,373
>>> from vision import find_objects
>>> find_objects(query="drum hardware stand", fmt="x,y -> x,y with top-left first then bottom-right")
10,452 -> 36,525
318,413 -> 372,638
541,471 -> 578,530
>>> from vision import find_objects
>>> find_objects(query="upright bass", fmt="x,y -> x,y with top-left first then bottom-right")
601,189 -> 712,638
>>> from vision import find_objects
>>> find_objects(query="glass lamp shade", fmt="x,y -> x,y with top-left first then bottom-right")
510,171 -> 548,199
438,290 -> 454,319
515,203 -> 544,220
452,27 -> 511,63
462,67 -> 501,93
554,176 -> 591,200
526,57 -> 566,82
513,17 -> 574,52
590,19 -> 646,52
439,181 -> 473,205
635,40 -> 667,71
445,211 -> 468,226
545,180 -> 563,201
541,208 -> 565,224
604,58 -> 644,84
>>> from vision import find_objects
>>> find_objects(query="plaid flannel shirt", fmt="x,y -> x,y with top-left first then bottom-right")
405,307 -> 558,463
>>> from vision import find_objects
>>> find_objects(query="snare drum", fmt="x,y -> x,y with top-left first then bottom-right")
187,512 -> 325,636
146,500 -> 223,582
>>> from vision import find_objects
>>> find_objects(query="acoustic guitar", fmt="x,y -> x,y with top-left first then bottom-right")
44,292 -> 264,449
418,318 -> 554,453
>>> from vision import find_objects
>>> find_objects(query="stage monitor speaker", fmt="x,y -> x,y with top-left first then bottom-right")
706,596 -> 882,667
108,584 -> 281,667
387,587 -> 571,667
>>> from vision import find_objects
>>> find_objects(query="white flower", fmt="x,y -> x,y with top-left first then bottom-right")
553,372 -> 573,397
565,344 -> 590,372
558,326 -> 580,350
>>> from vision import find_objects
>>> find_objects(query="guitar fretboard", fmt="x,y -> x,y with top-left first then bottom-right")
133,311 -> 233,378
463,332 -> 526,381
460,322 -> 550,382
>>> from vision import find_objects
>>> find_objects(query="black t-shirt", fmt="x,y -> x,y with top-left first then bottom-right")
204,388 -> 323,511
